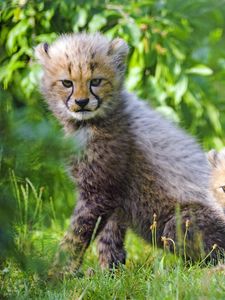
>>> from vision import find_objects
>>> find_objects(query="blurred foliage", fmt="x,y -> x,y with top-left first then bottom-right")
0,0 -> 225,266
1,0 -> 225,146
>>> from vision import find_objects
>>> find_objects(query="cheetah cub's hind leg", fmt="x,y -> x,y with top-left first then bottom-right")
163,203 -> 225,263
97,212 -> 127,270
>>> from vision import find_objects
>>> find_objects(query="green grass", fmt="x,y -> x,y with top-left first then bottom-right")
1,175 -> 225,300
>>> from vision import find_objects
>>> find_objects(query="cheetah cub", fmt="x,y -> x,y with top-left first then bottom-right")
208,149 -> 225,210
35,33 -> 225,273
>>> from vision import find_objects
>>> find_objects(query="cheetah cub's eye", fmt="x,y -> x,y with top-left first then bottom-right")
219,186 -> 225,193
62,80 -> 73,88
90,78 -> 102,87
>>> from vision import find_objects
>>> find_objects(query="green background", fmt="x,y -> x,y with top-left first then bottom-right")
1,1 -> 225,298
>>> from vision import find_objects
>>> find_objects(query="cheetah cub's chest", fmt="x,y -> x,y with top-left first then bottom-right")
73,126 -> 93,158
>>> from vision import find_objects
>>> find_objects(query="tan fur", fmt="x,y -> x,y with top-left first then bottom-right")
35,33 -> 128,122
208,149 -> 225,208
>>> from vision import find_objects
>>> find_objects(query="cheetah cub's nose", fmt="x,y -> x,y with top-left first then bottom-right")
75,98 -> 89,109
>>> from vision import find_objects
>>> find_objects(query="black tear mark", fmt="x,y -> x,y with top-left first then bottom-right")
65,84 -> 74,109
90,85 -> 102,109
90,62 -> 98,73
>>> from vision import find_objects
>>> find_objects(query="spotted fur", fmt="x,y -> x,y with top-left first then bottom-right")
35,33 -> 225,274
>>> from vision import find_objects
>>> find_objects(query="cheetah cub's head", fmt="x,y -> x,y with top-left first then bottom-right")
35,33 -> 129,122
208,148 -> 225,208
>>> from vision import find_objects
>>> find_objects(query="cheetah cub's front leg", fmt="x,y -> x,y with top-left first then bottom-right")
50,198 -> 115,277
97,212 -> 127,270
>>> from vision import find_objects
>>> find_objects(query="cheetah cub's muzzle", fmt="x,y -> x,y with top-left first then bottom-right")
63,78 -> 102,121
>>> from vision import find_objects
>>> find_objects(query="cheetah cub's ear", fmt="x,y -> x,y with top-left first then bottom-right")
108,38 -> 129,69
34,42 -> 50,65
207,149 -> 218,168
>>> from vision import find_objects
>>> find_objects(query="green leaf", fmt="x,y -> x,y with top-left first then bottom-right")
126,66 -> 142,91
6,19 -> 30,54
88,15 -> 107,33
170,43 -> 185,61
186,65 -> 213,76
73,8 -> 88,31
206,102 -> 222,134
124,22 -> 141,47
174,76 -> 188,104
